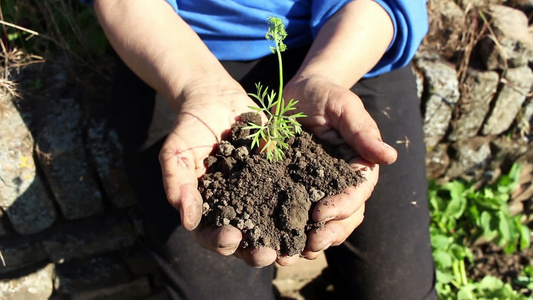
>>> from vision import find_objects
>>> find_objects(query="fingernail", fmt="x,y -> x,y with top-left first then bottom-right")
217,243 -> 237,249
382,141 -> 395,150
217,243 -> 238,255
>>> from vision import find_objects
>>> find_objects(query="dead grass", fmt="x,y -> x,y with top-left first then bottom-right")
0,0 -> 110,101
423,0 -> 468,60
0,9 -> 43,98
422,1 -> 512,78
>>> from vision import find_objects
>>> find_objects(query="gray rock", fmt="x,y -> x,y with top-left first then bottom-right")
449,69 -> 500,141
456,0 -> 500,9
446,137 -> 492,179
424,0 -> 465,59
415,51 -> 460,148
36,98 -> 104,220
86,118 -> 136,208
506,0 -> 533,8
478,5 -> 533,70
0,263 -> 54,300
412,65 -> 424,100
0,240 -> 48,274
426,143 -> 451,179
42,213 -> 137,263
0,93 -> 56,234
482,66 -> 533,135
517,98 -> 533,138
489,136 -> 530,171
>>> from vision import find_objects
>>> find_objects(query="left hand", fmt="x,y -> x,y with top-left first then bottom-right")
275,74 -> 397,264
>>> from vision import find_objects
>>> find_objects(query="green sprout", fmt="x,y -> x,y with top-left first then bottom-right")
245,16 -> 306,162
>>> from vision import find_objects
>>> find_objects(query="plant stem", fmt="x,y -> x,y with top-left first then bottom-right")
275,31 -> 283,117
459,259 -> 468,286
453,261 -> 462,287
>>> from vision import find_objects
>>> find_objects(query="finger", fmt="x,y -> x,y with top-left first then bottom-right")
352,129 -> 397,165
309,126 -> 345,146
333,93 -> 397,165
234,247 -> 278,268
159,139 -> 204,231
305,206 -> 365,254
312,160 -> 378,223
193,225 -> 242,256
301,250 -> 322,260
276,254 -> 300,266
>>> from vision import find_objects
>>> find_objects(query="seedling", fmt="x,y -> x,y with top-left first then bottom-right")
245,17 -> 306,162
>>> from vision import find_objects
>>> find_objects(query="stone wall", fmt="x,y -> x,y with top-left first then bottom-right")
0,0 -> 532,299
0,61 -> 167,299
416,1 -> 533,183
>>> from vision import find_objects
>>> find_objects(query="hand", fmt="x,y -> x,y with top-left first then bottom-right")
158,80 -> 286,267
278,74 -> 397,261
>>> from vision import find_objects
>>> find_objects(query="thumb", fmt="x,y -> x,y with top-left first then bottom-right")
337,95 -> 397,165
159,145 -> 203,231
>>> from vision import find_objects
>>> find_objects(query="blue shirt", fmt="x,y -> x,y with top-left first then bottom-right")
83,0 -> 428,77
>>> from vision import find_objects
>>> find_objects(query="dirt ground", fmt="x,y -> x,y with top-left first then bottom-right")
273,253 -> 332,300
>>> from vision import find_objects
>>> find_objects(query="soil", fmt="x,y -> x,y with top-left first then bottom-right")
469,242 -> 533,296
198,112 -> 364,256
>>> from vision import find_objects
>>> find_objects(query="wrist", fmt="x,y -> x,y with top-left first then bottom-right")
291,0 -> 393,88
287,72 -> 337,88
285,73 -> 336,98
284,74 -> 340,110
168,68 -> 245,112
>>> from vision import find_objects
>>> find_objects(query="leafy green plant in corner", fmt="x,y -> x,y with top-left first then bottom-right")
429,163 -> 532,299
515,265 -> 533,292
244,17 -> 306,162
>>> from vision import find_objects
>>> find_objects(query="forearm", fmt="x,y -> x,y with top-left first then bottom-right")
93,0 -> 241,110
294,0 -> 394,87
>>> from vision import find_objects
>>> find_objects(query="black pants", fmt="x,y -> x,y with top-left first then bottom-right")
109,46 -> 437,300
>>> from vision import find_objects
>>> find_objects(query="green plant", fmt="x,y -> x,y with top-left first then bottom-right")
515,265 -> 533,292
456,276 -> 529,300
429,164 -> 532,299
245,17 -> 306,162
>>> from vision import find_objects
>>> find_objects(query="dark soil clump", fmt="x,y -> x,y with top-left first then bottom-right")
198,112 -> 364,256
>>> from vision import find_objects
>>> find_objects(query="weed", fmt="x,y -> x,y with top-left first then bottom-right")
456,276 -> 529,300
430,163 -> 532,299
515,265 -> 533,291
245,17 -> 306,162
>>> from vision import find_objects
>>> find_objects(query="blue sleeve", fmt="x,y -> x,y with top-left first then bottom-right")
96,0 -> 428,78
366,0 -> 428,77
309,0 -> 350,37
310,0 -> 428,78
79,0 -> 93,4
